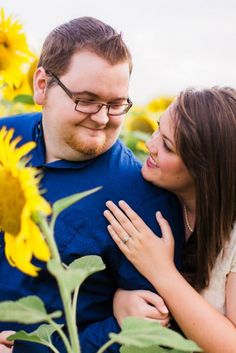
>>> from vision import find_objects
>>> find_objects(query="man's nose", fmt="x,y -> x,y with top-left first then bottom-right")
90,105 -> 109,125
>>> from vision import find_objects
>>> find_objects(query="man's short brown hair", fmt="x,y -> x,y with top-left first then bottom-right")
38,16 -> 132,76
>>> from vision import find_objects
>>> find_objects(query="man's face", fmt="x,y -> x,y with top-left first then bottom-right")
36,51 -> 130,162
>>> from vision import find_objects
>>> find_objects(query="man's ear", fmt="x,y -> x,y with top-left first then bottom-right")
33,67 -> 48,105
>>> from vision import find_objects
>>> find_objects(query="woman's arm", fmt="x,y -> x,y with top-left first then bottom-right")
226,272 -> 236,326
104,200 -> 236,353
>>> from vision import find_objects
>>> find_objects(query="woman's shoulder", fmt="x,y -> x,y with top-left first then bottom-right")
226,222 -> 236,270
224,222 -> 236,255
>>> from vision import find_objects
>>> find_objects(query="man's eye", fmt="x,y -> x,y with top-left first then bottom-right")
110,104 -> 122,110
78,100 -> 96,106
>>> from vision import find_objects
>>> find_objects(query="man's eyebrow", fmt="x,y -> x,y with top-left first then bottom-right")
71,90 -> 100,98
71,90 -> 128,102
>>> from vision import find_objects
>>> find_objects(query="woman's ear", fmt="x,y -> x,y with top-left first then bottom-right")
33,67 -> 48,105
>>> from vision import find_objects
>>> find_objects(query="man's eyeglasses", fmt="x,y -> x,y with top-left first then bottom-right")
46,70 -> 133,116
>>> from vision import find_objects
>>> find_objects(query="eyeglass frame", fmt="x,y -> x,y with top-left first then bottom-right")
45,70 -> 133,116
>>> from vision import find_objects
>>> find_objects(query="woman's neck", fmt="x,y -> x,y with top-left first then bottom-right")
177,193 -> 196,241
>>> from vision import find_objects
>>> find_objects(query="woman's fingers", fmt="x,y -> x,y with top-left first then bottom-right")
156,211 -> 174,244
118,200 -> 153,233
107,224 -> 132,255
104,209 -> 130,239
106,200 -> 152,235
104,201 -> 139,237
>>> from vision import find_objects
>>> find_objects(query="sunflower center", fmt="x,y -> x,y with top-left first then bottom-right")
0,32 -> 10,70
0,31 -> 9,48
0,168 -> 26,235
131,117 -> 156,133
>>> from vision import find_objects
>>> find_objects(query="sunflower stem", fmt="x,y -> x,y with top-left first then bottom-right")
47,318 -> 73,353
72,285 -> 80,321
38,216 -> 61,262
38,215 -> 81,353
56,281 -> 81,353
96,338 -> 116,353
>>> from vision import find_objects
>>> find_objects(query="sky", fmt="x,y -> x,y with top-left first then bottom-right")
2,0 -> 236,104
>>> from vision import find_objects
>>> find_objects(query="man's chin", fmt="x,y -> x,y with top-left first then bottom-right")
71,139 -> 108,157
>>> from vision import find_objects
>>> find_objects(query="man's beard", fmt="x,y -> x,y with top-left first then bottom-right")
65,133 -> 108,157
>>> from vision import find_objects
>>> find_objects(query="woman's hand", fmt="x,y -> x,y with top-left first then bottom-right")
113,289 -> 170,327
104,200 -> 176,283
0,331 -> 15,353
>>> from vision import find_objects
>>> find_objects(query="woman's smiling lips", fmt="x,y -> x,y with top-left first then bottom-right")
146,155 -> 158,168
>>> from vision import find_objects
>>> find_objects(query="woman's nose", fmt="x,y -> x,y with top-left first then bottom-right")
146,133 -> 158,154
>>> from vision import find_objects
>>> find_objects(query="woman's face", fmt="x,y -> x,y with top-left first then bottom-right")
141,106 -> 194,195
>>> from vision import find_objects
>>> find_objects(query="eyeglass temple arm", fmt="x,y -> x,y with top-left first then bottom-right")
45,69 -> 74,99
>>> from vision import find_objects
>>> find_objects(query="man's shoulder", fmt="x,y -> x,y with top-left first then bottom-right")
0,112 -> 42,130
106,140 -> 174,200
0,112 -> 42,141
111,139 -> 142,171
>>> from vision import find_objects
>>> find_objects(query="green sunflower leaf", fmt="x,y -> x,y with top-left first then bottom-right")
109,318 -> 202,352
52,186 -> 102,220
47,255 -> 105,294
0,296 -> 62,323
13,94 -> 35,105
7,323 -> 63,348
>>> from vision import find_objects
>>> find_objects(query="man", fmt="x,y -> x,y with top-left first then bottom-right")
0,17 -> 184,353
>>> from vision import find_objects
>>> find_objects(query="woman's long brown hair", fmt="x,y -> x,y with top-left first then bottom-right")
174,87 -> 236,291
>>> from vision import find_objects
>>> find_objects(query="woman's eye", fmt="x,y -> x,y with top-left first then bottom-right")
163,140 -> 172,152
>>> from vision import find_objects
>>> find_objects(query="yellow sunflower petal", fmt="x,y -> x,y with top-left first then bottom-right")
0,8 -> 32,87
4,233 -> 17,267
0,128 -> 51,276
5,232 -> 40,276
6,234 -> 39,276
14,141 -> 36,163
29,219 -> 50,262
124,108 -> 158,134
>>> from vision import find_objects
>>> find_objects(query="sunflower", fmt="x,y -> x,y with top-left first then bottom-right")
2,72 -> 32,101
27,56 -> 38,92
0,102 -> 7,117
124,106 -> 158,134
0,8 -> 32,87
147,96 -> 174,113
0,127 -> 51,276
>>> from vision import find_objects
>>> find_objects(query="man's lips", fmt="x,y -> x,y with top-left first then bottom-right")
146,155 -> 158,168
80,125 -> 105,131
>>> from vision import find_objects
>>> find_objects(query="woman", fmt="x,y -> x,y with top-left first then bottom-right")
104,87 -> 236,353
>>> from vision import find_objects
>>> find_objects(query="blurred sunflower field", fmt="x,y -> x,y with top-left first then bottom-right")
0,8 -> 174,161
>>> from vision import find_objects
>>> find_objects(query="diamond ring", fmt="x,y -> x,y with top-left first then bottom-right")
122,234 -> 130,243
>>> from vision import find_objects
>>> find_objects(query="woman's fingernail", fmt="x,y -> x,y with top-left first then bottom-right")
161,306 -> 169,314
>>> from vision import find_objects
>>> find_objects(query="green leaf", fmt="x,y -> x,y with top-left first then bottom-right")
52,186 -> 102,217
0,296 -> 62,324
8,324 -> 63,348
13,94 -> 35,105
110,318 -> 202,352
47,256 -> 105,294
121,346 -> 186,353
121,346 -> 190,353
